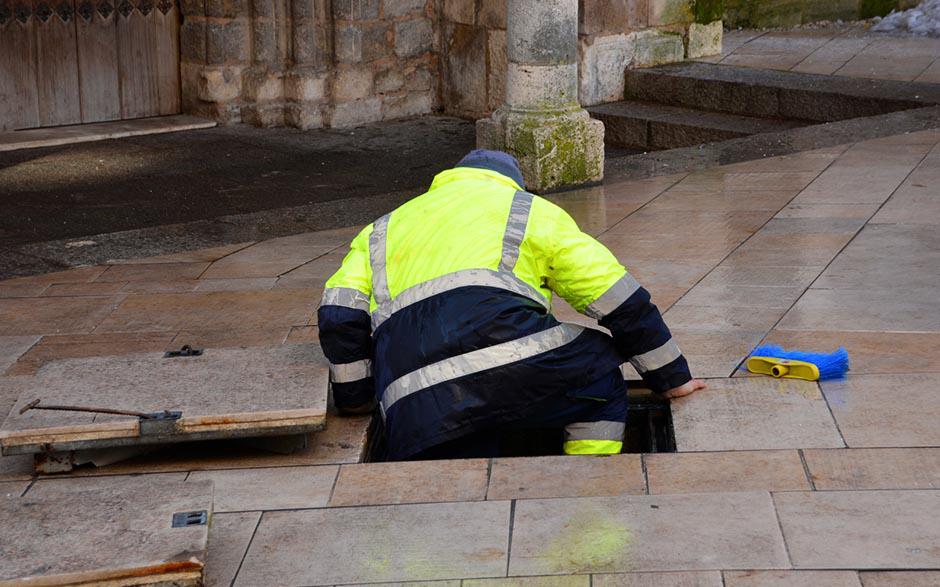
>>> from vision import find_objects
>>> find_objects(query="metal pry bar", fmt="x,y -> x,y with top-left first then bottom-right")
19,399 -> 158,419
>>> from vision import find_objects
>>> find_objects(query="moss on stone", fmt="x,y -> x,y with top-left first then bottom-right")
860,0 -> 900,18
694,0 -> 724,24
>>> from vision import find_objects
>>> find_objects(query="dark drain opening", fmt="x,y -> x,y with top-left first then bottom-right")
364,389 -> 675,462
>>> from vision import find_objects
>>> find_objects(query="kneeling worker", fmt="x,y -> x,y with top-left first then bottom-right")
318,149 -> 705,460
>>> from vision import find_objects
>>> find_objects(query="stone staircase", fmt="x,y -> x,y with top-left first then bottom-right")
589,61 -> 938,153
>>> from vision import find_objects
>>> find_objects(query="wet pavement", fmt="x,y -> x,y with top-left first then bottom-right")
2,127 -> 940,585
0,116 -> 476,250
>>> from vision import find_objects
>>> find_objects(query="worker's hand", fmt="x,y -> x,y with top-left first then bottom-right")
657,379 -> 707,400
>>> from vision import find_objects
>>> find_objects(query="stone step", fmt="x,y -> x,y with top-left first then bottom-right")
624,62 -> 938,122
589,100 -> 803,151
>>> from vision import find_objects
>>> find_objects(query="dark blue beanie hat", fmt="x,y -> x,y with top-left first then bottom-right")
457,149 -> 526,189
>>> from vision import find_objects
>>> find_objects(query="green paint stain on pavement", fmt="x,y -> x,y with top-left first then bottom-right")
545,510 -> 633,573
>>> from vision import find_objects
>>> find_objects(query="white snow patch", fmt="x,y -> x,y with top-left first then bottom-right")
872,0 -> 940,37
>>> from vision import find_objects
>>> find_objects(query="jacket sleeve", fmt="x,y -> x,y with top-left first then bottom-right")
317,226 -> 375,412
540,203 -> 692,394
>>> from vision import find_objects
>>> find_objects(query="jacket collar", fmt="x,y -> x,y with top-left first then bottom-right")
429,167 -> 523,192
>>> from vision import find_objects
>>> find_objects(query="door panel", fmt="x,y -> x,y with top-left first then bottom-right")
0,3 -> 41,130
76,0 -> 121,122
153,0 -> 179,115
0,0 -> 178,131
117,0 -> 160,119
34,0 -> 82,126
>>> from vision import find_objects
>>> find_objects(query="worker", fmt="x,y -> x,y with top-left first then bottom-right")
318,149 -> 705,460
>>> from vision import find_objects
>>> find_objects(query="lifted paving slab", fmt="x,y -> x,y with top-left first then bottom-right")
0,344 -> 328,456
0,476 -> 212,586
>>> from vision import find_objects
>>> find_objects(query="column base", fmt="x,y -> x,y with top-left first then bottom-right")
476,108 -> 605,193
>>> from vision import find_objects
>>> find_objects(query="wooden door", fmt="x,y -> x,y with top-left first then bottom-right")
0,0 -> 180,131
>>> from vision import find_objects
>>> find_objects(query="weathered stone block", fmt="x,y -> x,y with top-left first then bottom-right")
286,102 -> 325,129
251,20 -> 280,64
383,0 -> 425,18
242,102 -> 286,127
375,67 -> 405,93
579,33 -> 636,106
487,29 -> 507,112
648,0 -> 694,26
443,0 -> 474,24
292,0 -> 330,20
395,18 -> 434,58
206,19 -> 250,65
180,20 -> 207,62
205,0 -> 249,18
579,0 -> 648,35
686,20 -> 722,59
335,24 -> 364,62
479,0 -> 506,28
443,23 -> 487,117
478,109 -> 605,192
243,70 -> 284,102
284,68 -> 328,101
633,29 -> 685,68
197,66 -> 243,102
404,64 -> 433,91
333,0 -> 380,19
334,67 -> 374,101
383,92 -> 433,119
361,22 -> 392,61
330,97 -> 383,128
293,22 -> 332,65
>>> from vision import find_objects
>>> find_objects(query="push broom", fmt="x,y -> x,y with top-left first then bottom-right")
746,344 -> 850,381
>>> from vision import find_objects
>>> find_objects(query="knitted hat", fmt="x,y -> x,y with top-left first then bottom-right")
456,149 -> 526,189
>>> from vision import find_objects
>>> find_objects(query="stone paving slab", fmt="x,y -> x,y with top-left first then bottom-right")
5,332 -> 176,376
761,330 -> 940,375
803,448 -> 940,491
773,490 -> 940,569
671,378 -> 844,452
0,336 -> 38,376
204,511 -> 260,587
330,459 -> 489,507
0,480 -> 27,498
0,295 -> 126,336
723,570 -> 862,587
188,465 -> 338,512
201,232 -> 341,279
645,451 -> 810,494
822,374 -> 940,448
859,571 -> 940,587
0,344 -> 328,454
508,492 -> 788,575
593,572 -> 722,587
51,413 -> 370,477
1,475 -> 211,585
94,289 -> 317,333
464,576 -> 589,587
235,501 -> 511,586
486,454 -> 645,501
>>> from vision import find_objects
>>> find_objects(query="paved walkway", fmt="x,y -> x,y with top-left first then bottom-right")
2,124 -> 939,584
700,27 -> 940,83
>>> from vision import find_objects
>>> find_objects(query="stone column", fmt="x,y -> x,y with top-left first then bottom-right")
477,0 -> 604,192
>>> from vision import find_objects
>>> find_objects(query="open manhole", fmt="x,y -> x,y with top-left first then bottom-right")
364,387 -> 675,462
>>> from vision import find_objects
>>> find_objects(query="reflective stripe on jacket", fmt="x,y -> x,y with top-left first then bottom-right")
318,167 -> 691,459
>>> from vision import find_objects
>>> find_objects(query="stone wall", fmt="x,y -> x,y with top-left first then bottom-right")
578,0 -> 722,106
723,0 -> 922,28
180,0 -> 721,129
181,0 -> 440,129
440,0 -> 723,118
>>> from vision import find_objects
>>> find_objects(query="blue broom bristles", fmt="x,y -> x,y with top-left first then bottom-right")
750,344 -> 850,381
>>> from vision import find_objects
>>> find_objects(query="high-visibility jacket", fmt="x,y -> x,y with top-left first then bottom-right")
318,166 -> 691,459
